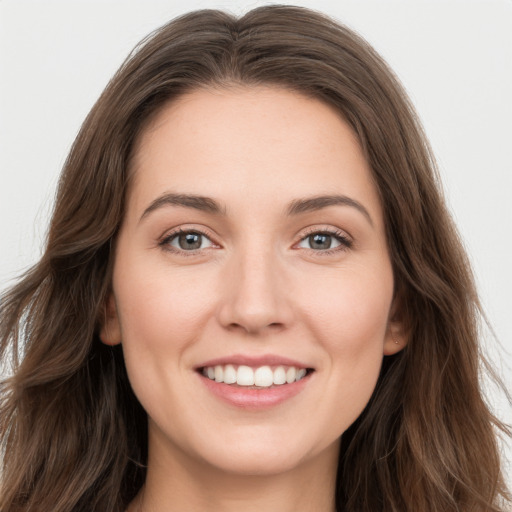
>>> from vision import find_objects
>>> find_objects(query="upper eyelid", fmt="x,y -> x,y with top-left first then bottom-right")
160,225 -> 352,253
160,225 -> 217,242
294,228 -> 352,252
159,227 -> 218,256
296,226 -> 352,243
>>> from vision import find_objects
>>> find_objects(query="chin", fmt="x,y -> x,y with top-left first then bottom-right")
185,427 -> 338,477
201,449 -> 312,477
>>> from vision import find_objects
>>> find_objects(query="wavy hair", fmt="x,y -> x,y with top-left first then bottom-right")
1,5 -> 510,511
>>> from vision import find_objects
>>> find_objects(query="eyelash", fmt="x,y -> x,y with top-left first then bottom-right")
159,227 -> 217,257
298,227 -> 353,256
158,226 -> 353,257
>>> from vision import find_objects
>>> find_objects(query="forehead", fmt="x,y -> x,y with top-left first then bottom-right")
127,86 -> 382,225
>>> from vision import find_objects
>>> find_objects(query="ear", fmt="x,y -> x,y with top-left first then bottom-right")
383,289 -> 409,356
383,321 -> 408,356
99,293 -> 122,346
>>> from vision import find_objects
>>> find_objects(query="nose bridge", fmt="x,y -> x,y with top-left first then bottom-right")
217,236 -> 292,334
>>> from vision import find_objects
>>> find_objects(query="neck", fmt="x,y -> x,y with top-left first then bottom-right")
129,432 -> 339,512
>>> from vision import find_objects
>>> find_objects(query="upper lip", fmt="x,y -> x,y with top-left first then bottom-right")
196,354 -> 312,370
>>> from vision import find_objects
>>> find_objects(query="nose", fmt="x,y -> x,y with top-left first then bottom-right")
216,245 -> 294,335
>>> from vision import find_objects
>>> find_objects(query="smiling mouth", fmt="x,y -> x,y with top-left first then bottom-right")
199,364 -> 314,388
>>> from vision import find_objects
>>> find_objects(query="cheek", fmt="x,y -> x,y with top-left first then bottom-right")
112,261 -> 221,427
115,263 -> 216,345
112,261 -> 218,399
300,263 -> 393,349
296,264 -> 393,423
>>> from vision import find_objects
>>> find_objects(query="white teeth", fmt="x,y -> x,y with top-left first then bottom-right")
214,365 -> 223,382
295,368 -> 307,381
254,366 -> 273,387
237,365 -> 254,386
286,366 -> 296,383
273,366 -> 286,385
202,364 -> 309,387
223,364 -> 237,384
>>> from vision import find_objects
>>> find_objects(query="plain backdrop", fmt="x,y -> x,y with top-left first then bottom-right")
1,0 -> 511,483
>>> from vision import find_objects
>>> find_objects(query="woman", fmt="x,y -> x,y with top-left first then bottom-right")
0,5 -> 510,511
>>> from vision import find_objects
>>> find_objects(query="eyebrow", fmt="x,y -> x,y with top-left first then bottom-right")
140,193 -> 227,222
139,192 -> 373,226
286,194 -> 373,226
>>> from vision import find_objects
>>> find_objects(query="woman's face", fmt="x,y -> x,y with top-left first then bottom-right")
101,86 -> 404,476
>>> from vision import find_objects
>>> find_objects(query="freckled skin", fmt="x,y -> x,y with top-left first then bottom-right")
101,87 -> 405,511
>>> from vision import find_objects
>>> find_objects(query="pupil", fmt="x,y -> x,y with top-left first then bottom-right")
310,234 -> 331,250
179,232 -> 201,250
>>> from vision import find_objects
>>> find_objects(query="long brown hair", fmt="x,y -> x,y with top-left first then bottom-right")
1,5 -> 510,511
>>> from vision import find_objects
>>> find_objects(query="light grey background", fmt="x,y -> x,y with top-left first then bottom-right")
1,0 -> 511,483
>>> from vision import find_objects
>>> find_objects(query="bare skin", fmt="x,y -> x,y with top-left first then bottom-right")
102,86 -> 406,512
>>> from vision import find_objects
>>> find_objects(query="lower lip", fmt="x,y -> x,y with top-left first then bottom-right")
198,372 -> 312,409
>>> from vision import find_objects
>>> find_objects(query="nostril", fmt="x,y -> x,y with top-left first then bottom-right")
225,321 -> 285,335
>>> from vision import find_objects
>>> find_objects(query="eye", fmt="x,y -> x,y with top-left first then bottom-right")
296,229 -> 352,253
161,229 -> 214,252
